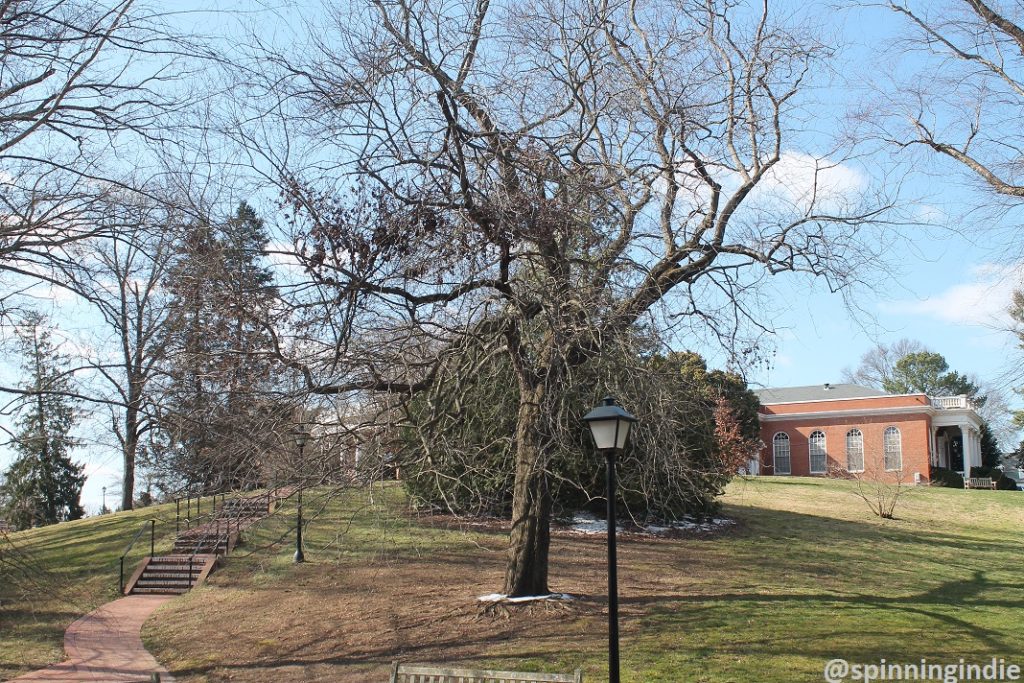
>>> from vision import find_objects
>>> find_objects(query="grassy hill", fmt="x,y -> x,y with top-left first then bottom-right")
3,478 -> 1022,682
0,498 -> 183,679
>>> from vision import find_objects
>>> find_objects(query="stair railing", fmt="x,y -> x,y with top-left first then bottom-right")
187,526 -> 217,589
175,491 -> 281,589
175,491 -> 227,534
119,519 -> 156,594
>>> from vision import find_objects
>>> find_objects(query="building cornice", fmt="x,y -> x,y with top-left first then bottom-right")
759,404 -> 983,429
758,392 -> 928,407
759,405 -> 934,422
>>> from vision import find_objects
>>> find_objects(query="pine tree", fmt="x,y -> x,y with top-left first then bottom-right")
0,313 -> 84,529
979,421 -> 1001,470
153,203 -> 279,492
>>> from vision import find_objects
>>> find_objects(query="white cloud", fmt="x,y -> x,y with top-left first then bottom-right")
656,150 -> 867,219
914,204 -> 946,225
881,262 -> 1024,327
757,151 -> 868,213
264,239 -> 317,282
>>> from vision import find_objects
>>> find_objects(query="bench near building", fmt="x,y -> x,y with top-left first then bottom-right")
754,384 -> 985,484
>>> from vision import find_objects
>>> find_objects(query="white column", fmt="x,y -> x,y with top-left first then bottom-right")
962,427 -> 974,476
973,429 -> 981,469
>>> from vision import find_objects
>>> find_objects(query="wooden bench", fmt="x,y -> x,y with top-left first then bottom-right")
964,477 -> 996,490
389,662 -> 583,683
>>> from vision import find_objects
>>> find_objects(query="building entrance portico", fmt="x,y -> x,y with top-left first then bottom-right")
933,426 -> 963,471
930,396 -> 983,478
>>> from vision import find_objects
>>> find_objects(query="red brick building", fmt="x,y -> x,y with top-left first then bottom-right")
754,384 -> 984,483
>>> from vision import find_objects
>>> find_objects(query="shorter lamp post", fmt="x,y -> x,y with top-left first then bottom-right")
291,424 -> 310,563
583,396 -> 638,683
101,486 -> 107,514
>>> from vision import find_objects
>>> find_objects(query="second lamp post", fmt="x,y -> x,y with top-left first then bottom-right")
583,396 -> 638,683
291,424 -> 310,563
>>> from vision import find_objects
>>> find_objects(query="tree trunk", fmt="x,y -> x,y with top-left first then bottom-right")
122,404 -> 138,511
503,382 -> 553,597
121,376 -> 144,511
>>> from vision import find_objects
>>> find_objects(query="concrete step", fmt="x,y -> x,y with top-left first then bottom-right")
135,580 -> 197,590
146,555 -> 216,565
126,554 -> 218,595
172,540 -> 227,550
137,572 -> 202,581
131,585 -> 191,595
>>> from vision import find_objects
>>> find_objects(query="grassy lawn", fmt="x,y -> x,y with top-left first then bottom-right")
0,499 -> 183,679
143,478 -> 1023,682
3,478 -> 1022,682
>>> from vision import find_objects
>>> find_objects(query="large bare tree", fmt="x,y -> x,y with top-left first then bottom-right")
869,1 -> 1024,230
0,0 -> 196,309
62,198 -> 178,511
244,0 -> 896,596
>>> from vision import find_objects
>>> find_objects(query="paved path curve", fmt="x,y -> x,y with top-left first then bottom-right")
13,595 -> 176,682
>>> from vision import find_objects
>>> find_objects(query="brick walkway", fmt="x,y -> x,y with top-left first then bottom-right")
13,596 -> 176,682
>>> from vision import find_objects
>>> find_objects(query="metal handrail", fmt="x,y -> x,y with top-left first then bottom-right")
186,523 -> 221,588
174,492 -> 227,534
183,499 -> 245,588
119,519 -> 156,594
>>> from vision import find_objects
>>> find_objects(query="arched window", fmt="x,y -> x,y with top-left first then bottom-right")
846,428 -> 864,472
884,426 -> 902,471
773,432 -> 791,475
809,430 -> 827,473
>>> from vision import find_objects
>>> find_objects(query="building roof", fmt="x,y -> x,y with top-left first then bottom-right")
755,383 -> 890,404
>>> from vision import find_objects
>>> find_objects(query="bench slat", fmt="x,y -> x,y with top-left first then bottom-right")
391,662 -> 582,683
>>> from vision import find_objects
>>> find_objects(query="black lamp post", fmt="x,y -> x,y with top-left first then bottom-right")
102,486 -> 106,514
583,396 -> 638,683
291,424 -> 310,563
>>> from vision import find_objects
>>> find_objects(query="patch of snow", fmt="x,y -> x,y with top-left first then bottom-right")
569,512 -> 621,534
478,593 -> 575,603
563,511 -> 735,536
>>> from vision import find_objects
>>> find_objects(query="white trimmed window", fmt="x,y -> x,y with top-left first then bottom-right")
846,428 -> 864,472
884,426 -> 902,471
773,432 -> 791,475
809,430 -> 827,474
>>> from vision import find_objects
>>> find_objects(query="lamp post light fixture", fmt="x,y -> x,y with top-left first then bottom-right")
583,396 -> 638,683
291,424 -> 310,563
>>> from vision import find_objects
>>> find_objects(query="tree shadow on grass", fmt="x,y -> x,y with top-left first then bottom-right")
630,568 -> 1019,649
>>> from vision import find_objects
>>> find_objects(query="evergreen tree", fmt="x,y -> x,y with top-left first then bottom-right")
152,203 -> 279,492
400,347 -> 760,522
979,421 -> 1001,470
0,313 -> 84,529
882,351 -> 984,403
1010,291 -> 1024,432
1011,440 -> 1024,470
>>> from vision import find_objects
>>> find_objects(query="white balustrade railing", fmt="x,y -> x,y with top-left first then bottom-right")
931,395 -> 972,409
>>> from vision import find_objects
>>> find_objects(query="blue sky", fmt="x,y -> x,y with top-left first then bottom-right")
750,234 -> 1022,389
4,0 -> 1024,515
738,1 -> 1024,393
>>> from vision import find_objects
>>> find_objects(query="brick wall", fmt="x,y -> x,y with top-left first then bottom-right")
759,411 -> 932,483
